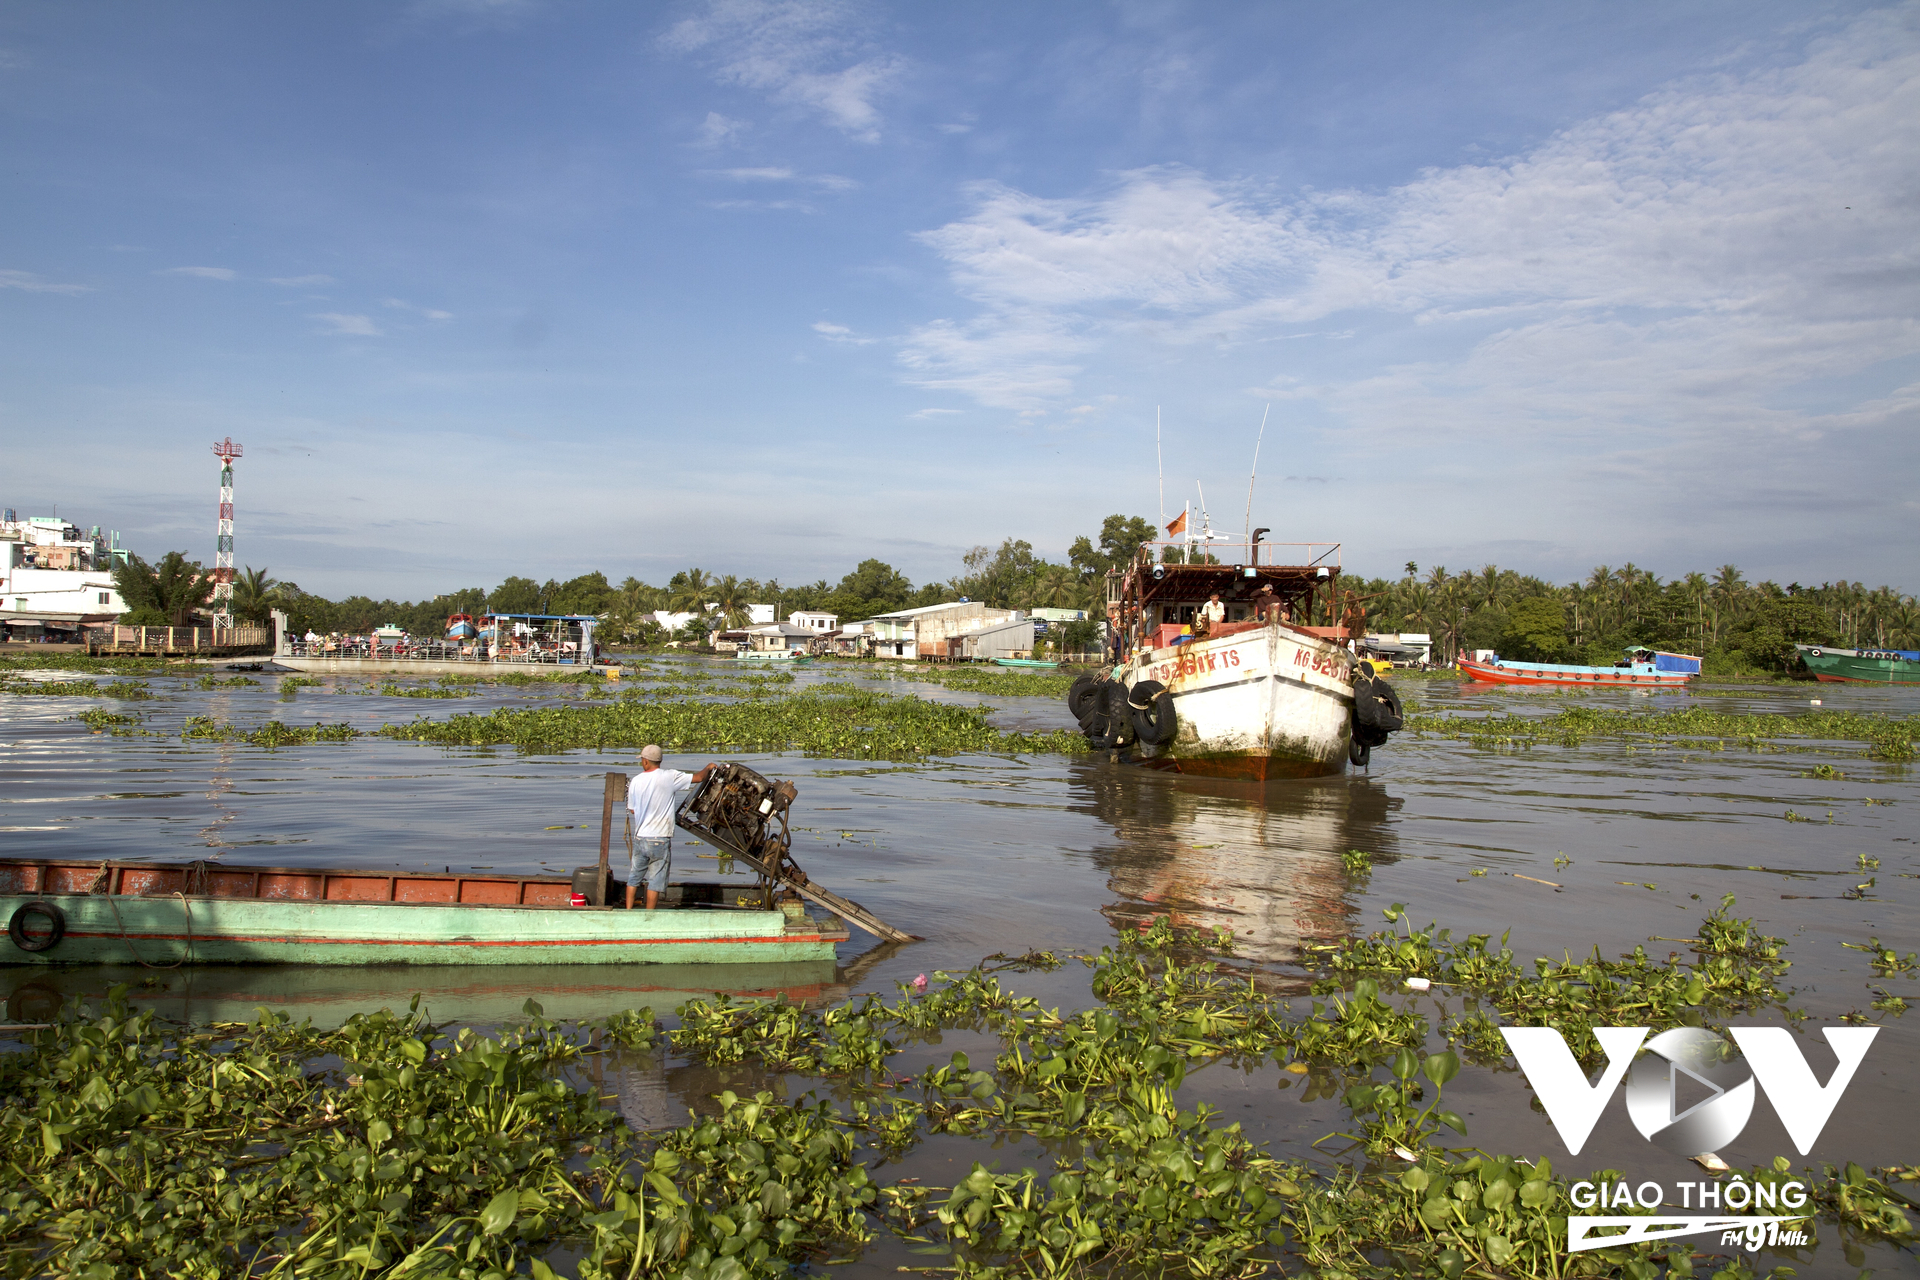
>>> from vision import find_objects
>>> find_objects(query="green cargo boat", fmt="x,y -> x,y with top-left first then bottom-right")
1797,643 -> 1920,685
2,857 -> 847,968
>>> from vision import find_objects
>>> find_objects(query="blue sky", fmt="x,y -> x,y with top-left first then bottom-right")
4,1 -> 1917,598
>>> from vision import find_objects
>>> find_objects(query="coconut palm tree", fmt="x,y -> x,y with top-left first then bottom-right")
232,566 -> 277,625
670,569 -> 713,616
707,575 -> 752,629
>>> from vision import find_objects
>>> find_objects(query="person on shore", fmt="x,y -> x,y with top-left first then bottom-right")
625,744 -> 717,910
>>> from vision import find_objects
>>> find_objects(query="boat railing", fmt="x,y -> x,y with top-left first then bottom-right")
1138,539 -> 1341,569
282,638 -> 590,665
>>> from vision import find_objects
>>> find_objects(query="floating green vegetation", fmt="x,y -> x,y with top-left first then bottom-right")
194,674 -> 262,689
1340,848 -> 1374,875
1,919 -> 1911,1279
278,675 -> 324,700
873,665 -> 1080,698
378,682 -> 477,699
0,677 -> 156,700
71,707 -> 151,736
1406,704 -> 1920,760
1313,895 -> 1792,1064
0,653 -> 191,676
377,689 -> 1088,758
182,716 -> 361,747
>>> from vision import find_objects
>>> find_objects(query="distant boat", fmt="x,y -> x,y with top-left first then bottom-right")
736,649 -> 808,663
1797,644 -> 1920,685
994,657 -> 1059,669
446,613 -> 477,640
1460,648 -> 1698,689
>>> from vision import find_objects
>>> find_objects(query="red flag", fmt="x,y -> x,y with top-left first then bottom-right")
1165,510 -> 1187,538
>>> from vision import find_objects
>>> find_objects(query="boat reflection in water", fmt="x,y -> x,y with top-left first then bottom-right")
2,958 -> 851,1031
1073,764 -> 1400,985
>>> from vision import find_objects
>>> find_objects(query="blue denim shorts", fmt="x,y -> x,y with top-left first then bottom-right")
629,837 -> 671,893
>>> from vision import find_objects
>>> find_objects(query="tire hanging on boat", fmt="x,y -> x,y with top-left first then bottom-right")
1348,671 -> 1403,768
8,900 -> 65,954
1126,679 -> 1177,745
1067,673 -> 1104,723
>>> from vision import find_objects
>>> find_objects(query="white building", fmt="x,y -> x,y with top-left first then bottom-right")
1,512 -> 126,618
748,604 -> 776,625
866,601 -> 1021,660
790,610 -> 838,633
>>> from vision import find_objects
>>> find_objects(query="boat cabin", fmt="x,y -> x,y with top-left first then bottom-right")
1106,538 -> 1352,658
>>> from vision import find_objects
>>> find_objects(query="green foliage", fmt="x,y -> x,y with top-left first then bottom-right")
1501,596 -> 1568,661
1407,701 -> 1920,760
111,550 -> 213,625
232,565 -> 277,625
375,687 -> 1087,758
1460,605 -> 1509,653
1,676 -> 154,699
182,716 -> 361,747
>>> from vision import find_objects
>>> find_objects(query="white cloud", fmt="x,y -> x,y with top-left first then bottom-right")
901,8 -> 1920,437
703,165 -> 856,190
381,297 -> 454,320
696,111 -> 750,147
812,320 -> 877,345
663,0 -> 904,142
160,266 -> 237,280
0,269 -> 89,295
269,274 -> 335,286
313,313 -> 383,337
0,48 -> 29,71
908,407 -> 962,419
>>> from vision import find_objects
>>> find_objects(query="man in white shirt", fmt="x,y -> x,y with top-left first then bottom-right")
1197,593 -> 1226,636
625,744 -> 717,910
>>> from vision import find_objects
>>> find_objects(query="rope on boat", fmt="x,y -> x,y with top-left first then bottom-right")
106,891 -> 193,970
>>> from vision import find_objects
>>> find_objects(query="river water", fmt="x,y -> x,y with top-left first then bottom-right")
2,659 -> 1916,1276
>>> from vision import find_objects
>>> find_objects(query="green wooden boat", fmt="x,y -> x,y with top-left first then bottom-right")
993,657 -> 1059,669
1797,643 -> 1920,685
2,858 -> 846,967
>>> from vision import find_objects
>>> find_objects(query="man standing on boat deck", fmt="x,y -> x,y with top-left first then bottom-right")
625,745 -> 717,911
1197,593 -> 1225,636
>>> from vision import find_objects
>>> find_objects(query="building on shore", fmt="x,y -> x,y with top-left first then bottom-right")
865,601 -> 1022,660
0,510 -> 128,643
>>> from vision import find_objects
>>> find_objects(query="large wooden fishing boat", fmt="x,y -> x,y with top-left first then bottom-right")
1459,649 -> 1699,689
1,858 -> 847,967
1068,533 -> 1402,779
1796,644 -> 1920,685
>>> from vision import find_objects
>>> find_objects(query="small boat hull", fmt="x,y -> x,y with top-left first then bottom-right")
736,651 -> 808,662
1458,657 -> 1692,689
1798,645 -> 1920,685
1,858 -> 846,967
994,658 -> 1059,669
1120,623 -> 1356,780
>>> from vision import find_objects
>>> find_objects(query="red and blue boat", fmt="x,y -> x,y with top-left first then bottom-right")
1459,648 -> 1700,689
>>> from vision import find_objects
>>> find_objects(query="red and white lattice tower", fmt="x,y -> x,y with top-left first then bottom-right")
211,438 -> 243,630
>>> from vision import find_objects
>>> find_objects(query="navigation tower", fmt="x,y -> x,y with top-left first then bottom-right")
211,438 -> 242,630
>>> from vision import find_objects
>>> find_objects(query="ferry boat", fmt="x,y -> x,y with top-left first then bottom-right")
1067,533 -> 1402,779
1796,644 -> 1920,685
1466,652 -> 1697,690
1458,648 -> 1700,689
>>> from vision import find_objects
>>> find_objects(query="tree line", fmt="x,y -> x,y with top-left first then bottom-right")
1347,563 -> 1919,673
107,522 -> 1917,672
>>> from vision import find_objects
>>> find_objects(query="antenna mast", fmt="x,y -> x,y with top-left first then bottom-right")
211,438 -> 243,631
1155,406 -> 1165,528
1243,403 -> 1269,547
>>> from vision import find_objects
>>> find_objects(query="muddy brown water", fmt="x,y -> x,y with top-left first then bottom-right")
2,659 -> 1916,1275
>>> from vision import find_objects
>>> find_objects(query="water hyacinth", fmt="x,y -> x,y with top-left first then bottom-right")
1406,704 -> 1920,760
1,915 -> 1912,1278
375,689 -> 1087,758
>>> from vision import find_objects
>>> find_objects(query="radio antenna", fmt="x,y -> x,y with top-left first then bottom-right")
1243,403 -> 1268,545
1155,406 -> 1165,529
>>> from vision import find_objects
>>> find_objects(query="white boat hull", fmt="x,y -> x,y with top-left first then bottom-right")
1121,623 -> 1356,780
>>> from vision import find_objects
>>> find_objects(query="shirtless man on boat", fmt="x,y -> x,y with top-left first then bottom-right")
626,745 -> 717,910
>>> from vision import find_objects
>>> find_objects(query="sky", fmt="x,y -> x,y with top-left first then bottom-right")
3,0 -> 1917,599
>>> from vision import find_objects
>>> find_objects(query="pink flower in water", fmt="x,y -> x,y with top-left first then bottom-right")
911,973 -> 928,991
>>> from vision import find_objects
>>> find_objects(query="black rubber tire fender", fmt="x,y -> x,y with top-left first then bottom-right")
1127,679 -> 1177,745
1067,673 -> 1104,723
1100,682 -> 1136,746
8,900 -> 65,954
1349,737 -> 1371,767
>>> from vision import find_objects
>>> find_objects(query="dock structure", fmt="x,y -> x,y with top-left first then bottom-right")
87,624 -> 272,657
